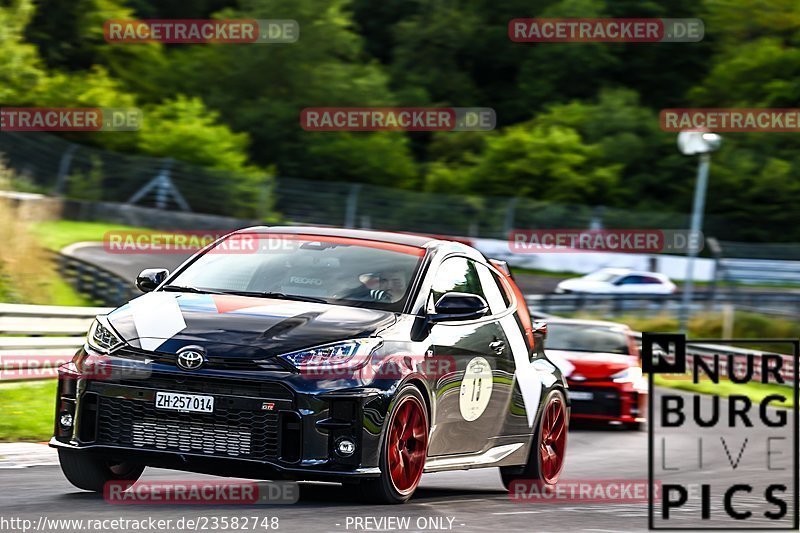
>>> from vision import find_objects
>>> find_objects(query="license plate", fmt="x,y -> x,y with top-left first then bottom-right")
155,391 -> 214,413
569,391 -> 594,401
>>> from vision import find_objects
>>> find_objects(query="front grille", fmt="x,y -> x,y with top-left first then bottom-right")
569,386 -> 621,416
96,396 -> 279,459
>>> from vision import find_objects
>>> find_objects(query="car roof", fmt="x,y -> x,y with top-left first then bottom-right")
234,225 -> 441,248
544,317 -> 633,331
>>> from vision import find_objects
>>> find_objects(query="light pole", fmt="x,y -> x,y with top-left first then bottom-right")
677,131 -> 722,333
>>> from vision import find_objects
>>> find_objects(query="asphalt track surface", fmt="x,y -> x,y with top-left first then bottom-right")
1,389 -> 795,533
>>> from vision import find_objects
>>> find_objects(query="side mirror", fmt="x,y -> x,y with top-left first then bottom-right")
429,293 -> 489,323
136,268 -> 169,293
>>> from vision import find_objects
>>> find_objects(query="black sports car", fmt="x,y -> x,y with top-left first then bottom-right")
52,227 -> 569,503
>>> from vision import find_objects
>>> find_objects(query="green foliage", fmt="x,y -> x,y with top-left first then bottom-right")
0,0 -> 46,103
67,155 -> 104,201
138,96 -> 253,173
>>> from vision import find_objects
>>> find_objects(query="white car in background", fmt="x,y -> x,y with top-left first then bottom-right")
554,268 -> 677,295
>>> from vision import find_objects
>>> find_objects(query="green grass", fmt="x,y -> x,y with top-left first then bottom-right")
0,380 -> 56,442
655,375 -> 794,409
48,277 -> 93,306
31,220 -> 146,252
21,220 -> 148,306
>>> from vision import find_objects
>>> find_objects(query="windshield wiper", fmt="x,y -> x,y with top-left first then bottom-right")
161,285 -> 228,295
218,290 -> 329,304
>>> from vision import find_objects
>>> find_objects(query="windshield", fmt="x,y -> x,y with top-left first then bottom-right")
166,233 -> 425,311
583,271 -> 622,282
546,323 -> 630,354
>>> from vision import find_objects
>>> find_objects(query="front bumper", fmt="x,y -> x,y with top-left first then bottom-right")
566,380 -> 647,423
51,349 -> 397,481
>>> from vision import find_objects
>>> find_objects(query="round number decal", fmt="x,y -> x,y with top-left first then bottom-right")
459,357 -> 493,421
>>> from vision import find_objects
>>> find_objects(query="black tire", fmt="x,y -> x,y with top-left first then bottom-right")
358,385 -> 429,504
58,448 -> 145,492
500,389 -> 569,491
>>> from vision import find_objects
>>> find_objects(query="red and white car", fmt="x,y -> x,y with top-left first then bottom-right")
543,318 -> 647,429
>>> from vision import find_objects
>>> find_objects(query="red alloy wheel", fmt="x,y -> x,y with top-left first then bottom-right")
539,395 -> 567,484
386,395 -> 428,495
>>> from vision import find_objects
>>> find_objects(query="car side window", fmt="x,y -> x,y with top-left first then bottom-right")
618,275 -> 661,285
640,275 -> 662,284
429,257 -> 485,309
474,263 -> 510,315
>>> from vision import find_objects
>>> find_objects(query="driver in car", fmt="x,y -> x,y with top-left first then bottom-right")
345,269 -> 408,302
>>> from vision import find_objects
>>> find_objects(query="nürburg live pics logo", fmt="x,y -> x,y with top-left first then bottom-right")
644,333 -> 799,530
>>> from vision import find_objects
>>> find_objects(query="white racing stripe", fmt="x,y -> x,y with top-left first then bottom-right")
129,292 -> 187,351
500,315 -> 541,428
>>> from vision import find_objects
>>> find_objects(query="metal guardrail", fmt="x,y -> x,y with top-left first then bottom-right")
55,252 -> 137,307
526,292 -> 800,318
717,258 -> 800,285
0,303 -> 111,381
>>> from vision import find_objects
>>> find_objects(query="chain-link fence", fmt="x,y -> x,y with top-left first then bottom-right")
0,130 -> 734,241
0,132 -> 269,218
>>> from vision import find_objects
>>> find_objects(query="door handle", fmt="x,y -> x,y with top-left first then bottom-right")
489,340 -> 505,354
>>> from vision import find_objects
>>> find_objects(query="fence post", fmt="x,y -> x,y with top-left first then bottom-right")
503,197 -> 519,237
344,184 -> 361,228
589,205 -> 604,230
53,144 -> 78,195
722,303 -> 734,338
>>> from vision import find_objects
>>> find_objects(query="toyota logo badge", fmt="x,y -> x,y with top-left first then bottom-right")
176,348 -> 206,371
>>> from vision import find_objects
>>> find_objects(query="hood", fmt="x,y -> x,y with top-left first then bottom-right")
107,292 -> 396,359
547,349 -> 634,379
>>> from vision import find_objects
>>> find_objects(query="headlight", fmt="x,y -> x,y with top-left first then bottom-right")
86,316 -> 123,353
278,338 -> 382,368
610,367 -> 643,383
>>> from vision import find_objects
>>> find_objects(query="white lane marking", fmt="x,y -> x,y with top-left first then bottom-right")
130,292 -> 186,351
491,510 -> 542,515
0,443 -> 58,469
